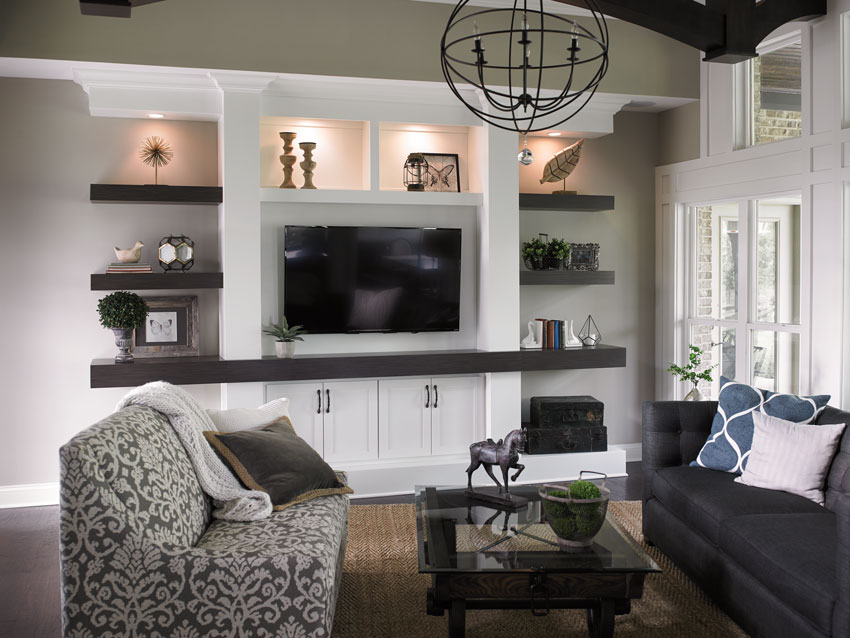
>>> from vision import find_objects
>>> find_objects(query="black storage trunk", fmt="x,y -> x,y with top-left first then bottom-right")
525,396 -> 606,454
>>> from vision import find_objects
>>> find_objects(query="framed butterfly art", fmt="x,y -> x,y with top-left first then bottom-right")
421,153 -> 461,192
134,296 -> 199,357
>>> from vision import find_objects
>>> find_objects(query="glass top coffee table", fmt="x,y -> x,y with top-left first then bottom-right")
416,485 -> 660,638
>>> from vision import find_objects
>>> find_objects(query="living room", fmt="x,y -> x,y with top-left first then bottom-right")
1,1 -> 848,637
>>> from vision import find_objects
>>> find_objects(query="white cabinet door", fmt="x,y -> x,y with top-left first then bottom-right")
378,378 -> 432,459
265,382 -> 324,455
431,375 -> 484,456
323,380 -> 379,463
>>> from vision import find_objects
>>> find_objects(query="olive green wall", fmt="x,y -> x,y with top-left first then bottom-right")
0,0 -> 699,99
657,101 -> 701,165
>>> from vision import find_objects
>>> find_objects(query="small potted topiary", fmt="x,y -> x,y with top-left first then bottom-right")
521,236 -> 548,270
545,237 -> 571,269
539,472 -> 610,549
96,291 -> 149,363
263,315 -> 306,358
522,235 -> 570,270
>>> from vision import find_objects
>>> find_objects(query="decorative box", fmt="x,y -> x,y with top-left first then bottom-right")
525,395 -> 606,454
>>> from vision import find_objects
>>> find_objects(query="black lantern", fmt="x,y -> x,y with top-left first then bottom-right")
440,0 -> 609,134
403,153 -> 430,191
158,235 -> 194,272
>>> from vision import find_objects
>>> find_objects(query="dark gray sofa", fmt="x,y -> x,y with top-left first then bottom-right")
642,400 -> 850,638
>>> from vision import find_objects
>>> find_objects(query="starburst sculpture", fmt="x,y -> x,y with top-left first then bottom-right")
139,136 -> 173,185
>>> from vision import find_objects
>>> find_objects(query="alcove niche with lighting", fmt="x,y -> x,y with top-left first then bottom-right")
77,66 -> 633,496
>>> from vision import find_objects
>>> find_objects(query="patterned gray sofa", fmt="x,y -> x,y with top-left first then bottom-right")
59,404 -> 350,638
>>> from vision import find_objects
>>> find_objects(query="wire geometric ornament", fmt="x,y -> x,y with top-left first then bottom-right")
578,314 -> 601,346
440,0 -> 609,135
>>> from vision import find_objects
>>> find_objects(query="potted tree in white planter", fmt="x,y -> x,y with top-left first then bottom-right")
264,315 -> 305,358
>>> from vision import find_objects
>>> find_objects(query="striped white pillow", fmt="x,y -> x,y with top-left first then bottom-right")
734,410 -> 845,504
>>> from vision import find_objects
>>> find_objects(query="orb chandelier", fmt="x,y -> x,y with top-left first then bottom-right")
440,0 -> 610,135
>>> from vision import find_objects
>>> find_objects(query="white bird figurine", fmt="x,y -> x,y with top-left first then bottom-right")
114,241 -> 144,264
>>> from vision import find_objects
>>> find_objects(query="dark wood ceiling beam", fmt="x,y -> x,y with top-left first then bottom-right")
553,0 -> 726,52
552,0 -> 826,63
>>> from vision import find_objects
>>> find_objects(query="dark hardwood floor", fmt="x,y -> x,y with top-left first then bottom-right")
0,461 -> 641,638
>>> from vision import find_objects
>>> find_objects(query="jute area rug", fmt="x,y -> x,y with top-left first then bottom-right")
332,501 -> 746,637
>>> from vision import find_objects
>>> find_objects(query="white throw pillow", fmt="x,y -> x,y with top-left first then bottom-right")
734,410 -> 845,504
207,398 -> 291,433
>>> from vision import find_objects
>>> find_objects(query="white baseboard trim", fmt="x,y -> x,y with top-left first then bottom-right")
0,482 -> 59,509
614,443 -> 642,463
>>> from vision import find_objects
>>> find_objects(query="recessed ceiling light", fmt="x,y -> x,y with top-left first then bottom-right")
147,113 -> 165,119
547,132 -> 562,137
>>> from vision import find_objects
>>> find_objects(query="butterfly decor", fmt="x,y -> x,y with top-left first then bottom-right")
149,318 -> 174,338
421,153 -> 461,192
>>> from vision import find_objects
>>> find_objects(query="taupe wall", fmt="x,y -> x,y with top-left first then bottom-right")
0,0 -> 699,99
518,111 -> 658,446
657,102 -> 700,165
0,77 -> 222,488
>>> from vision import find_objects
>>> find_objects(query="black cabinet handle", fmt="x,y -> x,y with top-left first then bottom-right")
425,384 -> 430,408
326,388 -> 330,413
316,389 -> 322,414
433,384 -> 438,408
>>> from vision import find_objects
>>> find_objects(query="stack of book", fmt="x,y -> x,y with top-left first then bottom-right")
533,317 -> 583,349
106,262 -> 153,274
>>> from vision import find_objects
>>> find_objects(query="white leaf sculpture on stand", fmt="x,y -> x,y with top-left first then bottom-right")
540,139 -> 583,194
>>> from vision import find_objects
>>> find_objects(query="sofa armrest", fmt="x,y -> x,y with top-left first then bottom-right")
642,400 -> 717,503
835,493 -> 850,638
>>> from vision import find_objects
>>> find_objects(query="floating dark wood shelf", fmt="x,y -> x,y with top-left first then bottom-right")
90,345 -> 627,388
520,270 -> 615,285
90,273 -> 224,290
90,184 -> 223,204
519,193 -> 614,212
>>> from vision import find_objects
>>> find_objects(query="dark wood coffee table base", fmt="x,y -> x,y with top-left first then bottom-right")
426,571 -> 646,638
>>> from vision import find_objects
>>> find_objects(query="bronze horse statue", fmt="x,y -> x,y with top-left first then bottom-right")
466,429 -> 526,494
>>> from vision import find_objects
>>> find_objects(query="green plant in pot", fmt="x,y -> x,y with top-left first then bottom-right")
666,344 -> 717,401
539,472 -> 609,549
522,235 -> 570,270
545,237 -> 571,267
264,315 -> 305,358
97,291 -> 149,363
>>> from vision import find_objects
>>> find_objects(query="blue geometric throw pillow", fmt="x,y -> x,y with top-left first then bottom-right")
691,376 -> 829,474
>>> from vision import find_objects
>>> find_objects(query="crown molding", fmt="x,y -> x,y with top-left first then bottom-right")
410,0 -> 607,18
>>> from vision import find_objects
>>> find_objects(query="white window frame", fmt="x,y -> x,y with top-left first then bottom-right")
734,30 -> 803,150
684,194 -> 803,395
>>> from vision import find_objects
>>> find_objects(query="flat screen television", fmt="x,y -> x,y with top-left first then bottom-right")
284,225 -> 462,334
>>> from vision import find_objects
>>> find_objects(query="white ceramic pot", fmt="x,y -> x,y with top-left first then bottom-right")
274,341 -> 296,358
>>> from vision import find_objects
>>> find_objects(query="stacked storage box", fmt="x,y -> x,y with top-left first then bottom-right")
524,396 -> 607,454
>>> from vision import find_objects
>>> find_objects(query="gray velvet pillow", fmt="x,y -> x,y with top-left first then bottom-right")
204,417 -> 352,511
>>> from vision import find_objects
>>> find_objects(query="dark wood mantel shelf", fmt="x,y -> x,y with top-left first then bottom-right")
90,345 -> 627,388
90,184 -> 223,204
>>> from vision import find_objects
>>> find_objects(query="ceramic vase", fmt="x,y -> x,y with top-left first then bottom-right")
279,132 -> 297,188
299,142 -> 317,189
112,327 -> 135,363
683,386 -> 704,401
275,341 -> 296,358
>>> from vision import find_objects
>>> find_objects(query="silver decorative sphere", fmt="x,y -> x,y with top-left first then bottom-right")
518,147 -> 534,166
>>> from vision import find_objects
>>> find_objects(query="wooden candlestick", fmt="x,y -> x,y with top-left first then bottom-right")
299,142 -> 317,189
279,132 -> 297,189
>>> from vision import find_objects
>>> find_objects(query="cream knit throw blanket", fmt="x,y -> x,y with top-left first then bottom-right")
117,381 -> 272,521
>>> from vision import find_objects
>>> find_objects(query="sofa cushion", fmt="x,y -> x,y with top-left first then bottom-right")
652,465 -> 828,545
691,376 -> 829,474
734,411 -> 845,504
720,513 -> 836,634
204,418 -> 353,511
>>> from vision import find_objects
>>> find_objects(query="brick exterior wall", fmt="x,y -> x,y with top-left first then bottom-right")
692,207 -> 715,398
752,56 -> 801,145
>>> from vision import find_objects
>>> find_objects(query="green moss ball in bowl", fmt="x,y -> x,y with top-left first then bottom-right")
538,475 -> 609,550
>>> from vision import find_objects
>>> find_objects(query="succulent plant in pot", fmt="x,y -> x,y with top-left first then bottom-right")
97,291 -> 149,363
264,315 -> 305,358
